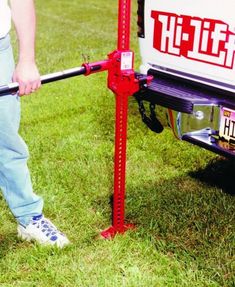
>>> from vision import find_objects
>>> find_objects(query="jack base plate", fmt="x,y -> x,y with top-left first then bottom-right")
100,224 -> 135,239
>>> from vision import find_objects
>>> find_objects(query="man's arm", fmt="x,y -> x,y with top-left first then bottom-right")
10,0 -> 41,95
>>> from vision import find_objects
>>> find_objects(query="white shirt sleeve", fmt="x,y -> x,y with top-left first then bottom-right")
0,0 -> 11,38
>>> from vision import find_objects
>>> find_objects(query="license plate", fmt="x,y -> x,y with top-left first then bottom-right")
219,106 -> 235,143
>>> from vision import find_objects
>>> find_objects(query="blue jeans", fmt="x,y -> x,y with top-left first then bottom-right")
0,34 -> 43,226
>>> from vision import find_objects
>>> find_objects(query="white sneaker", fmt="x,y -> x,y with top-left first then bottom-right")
17,214 -> 70,248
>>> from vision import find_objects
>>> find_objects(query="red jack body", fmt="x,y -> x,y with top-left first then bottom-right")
101,0 -> 140,239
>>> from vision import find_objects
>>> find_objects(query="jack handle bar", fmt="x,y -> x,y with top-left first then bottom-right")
0,60 -> 109,96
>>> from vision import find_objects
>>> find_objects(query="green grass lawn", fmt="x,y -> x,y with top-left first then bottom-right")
0,0 -> 234,286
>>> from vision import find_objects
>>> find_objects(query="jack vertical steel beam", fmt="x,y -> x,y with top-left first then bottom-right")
101,0 -> 137,238
113,93 -> 129,232
118,0 -> 131,50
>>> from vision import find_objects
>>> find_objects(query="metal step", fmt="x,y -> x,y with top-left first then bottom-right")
135,69 -> 235,114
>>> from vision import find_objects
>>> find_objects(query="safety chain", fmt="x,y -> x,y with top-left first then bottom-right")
136,98 -> 164,133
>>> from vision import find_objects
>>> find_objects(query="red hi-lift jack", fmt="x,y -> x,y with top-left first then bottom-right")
0,0 -> 152,238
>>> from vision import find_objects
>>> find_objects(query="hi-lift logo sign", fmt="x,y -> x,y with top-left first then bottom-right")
151,11 -> 235,69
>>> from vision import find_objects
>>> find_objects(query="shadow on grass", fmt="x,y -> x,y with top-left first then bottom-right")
124,184 -> 233,285
189,157 -> 235,196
